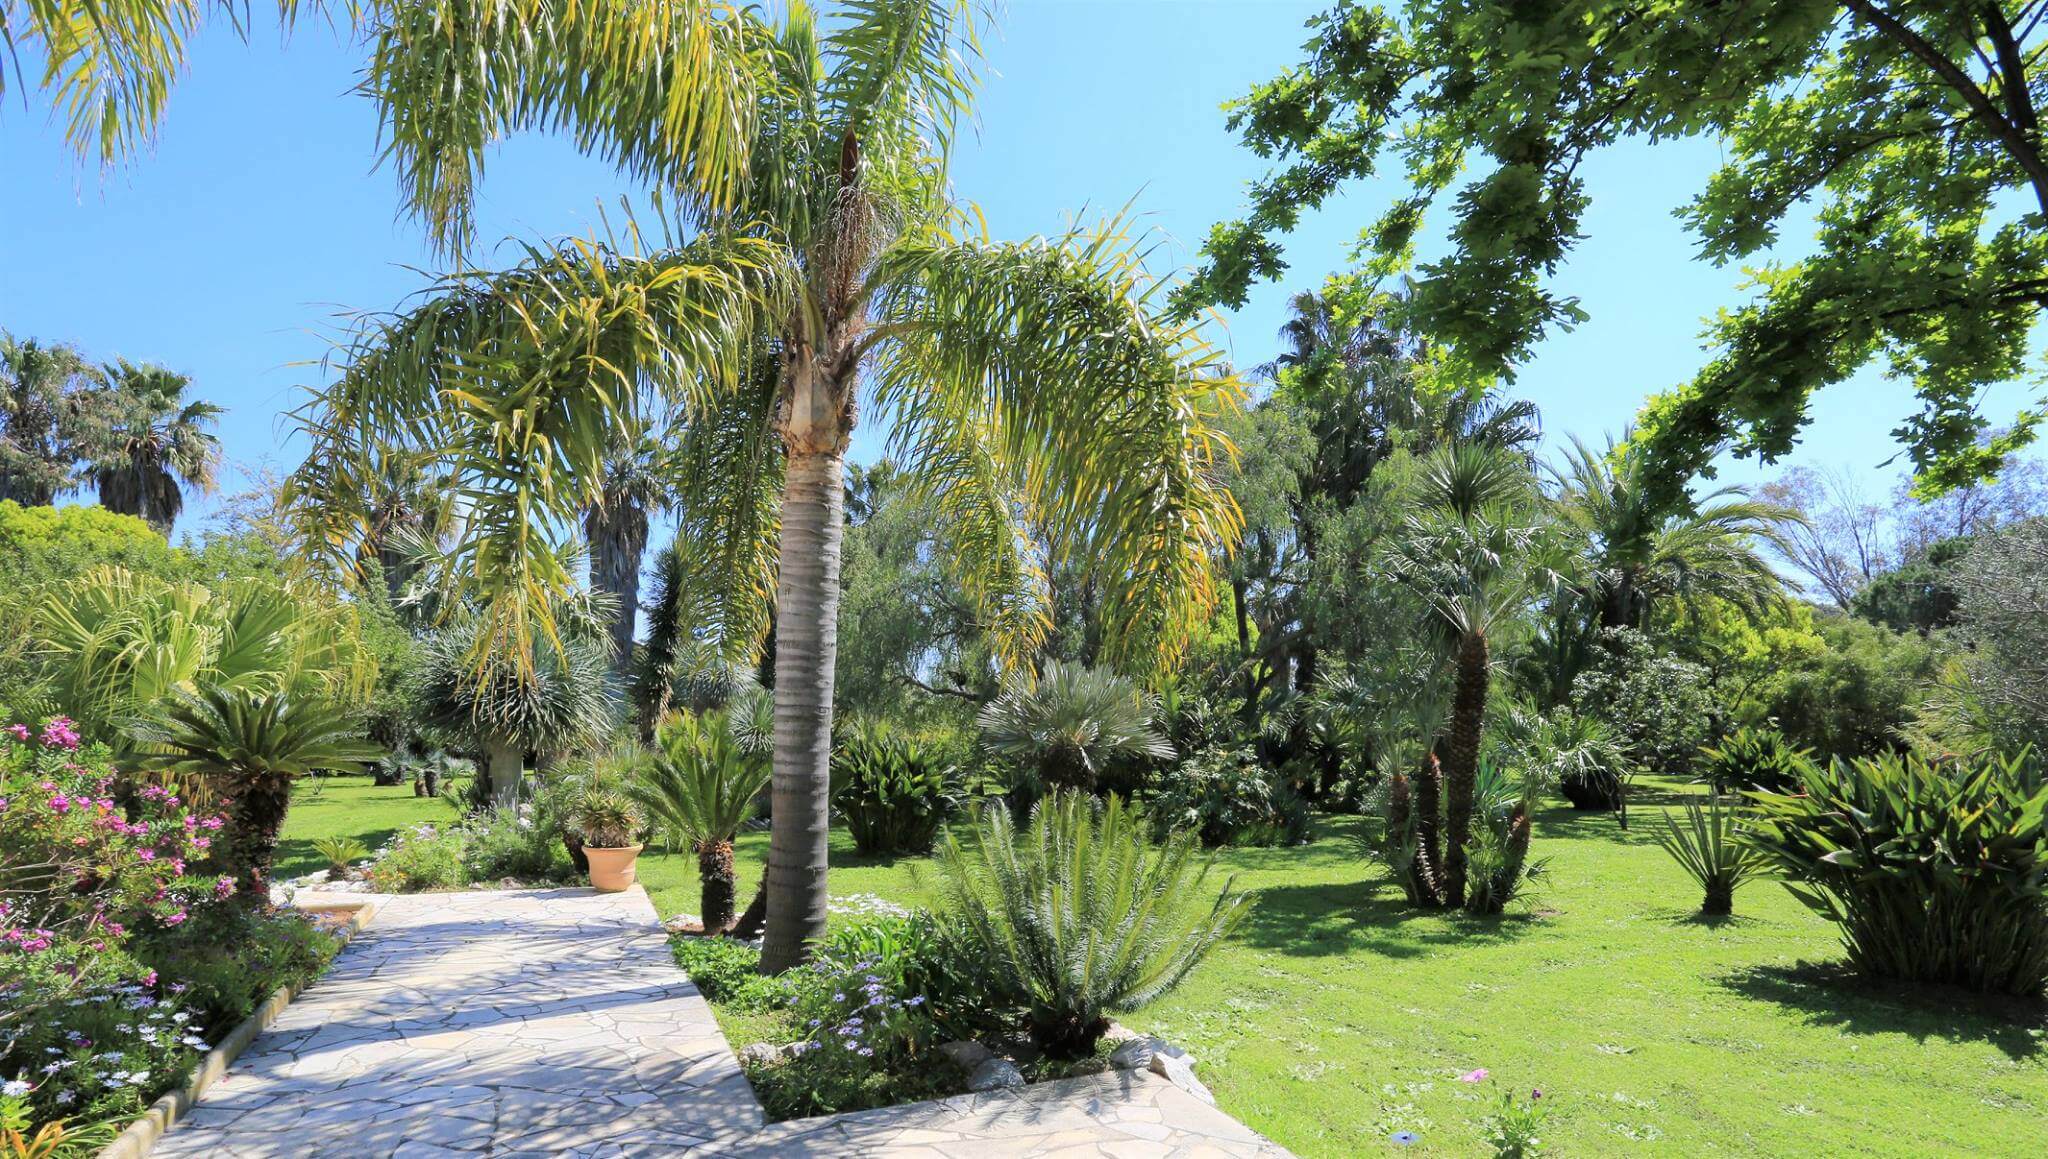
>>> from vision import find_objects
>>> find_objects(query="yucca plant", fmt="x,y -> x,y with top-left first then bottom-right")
1746,750 -> 2048,994
312,835 -> 371,880
1697,726 -> 1815,796
933,791 -> 1245,1058
631,712 -> 770,932
832,720 -> 964,856
976,661 -> 1174,796
1655,800 -> 1766,916
131,688 -> 382,895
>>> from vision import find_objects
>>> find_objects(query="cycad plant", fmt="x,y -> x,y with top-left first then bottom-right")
287,1 -> 1242,971
832,719 -> 962,856
933,792 -> 1245,1058
976,661 -> 1174,797
131,688 -> 381,895
1697,726 -> 1815,796
1746,751 -> 2048,994
313,835 -> 371,881
1655,799 -> 1767,916
632,711 -> 771,932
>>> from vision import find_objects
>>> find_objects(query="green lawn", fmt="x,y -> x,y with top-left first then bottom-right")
279,776 -> 2048,1156
274,776 -> 461,878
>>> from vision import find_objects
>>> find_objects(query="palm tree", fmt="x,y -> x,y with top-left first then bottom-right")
630,710 -> 770,933
0,332 -> 104,506
1550,432 -> 1800,630
1387,444 -> 1552,907
288,3 -> 1242,971
132,687 -> 382,895
586,428 -> 674,678
977,661 -> 1174,796
88,361 -> 221,535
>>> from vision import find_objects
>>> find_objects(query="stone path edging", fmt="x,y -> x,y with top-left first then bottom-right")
98,898 -> 383,1159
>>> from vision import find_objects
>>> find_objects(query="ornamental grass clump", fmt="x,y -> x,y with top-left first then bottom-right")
1746,750 -> 2048,995
1655,799 -> 1767,916
831,721 -> 963,856
933,791 -> 1244,1058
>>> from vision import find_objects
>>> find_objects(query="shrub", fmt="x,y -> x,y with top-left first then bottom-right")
632,712 -> 770,932
311,836 -> 369,879
1752,618 -> 1934,761
364,823 -> 465,892
1746,751 -> 2048,994
933,792 -> 1244,1058
832,721 -> 964,856
1655,800 -> 1767,915
1505,709 -> 1629,815
1462,762 -> 1545,915
976,662 -> 1173,796
1570,629 -> 1714,776
667,936 -> 798,1011
1697,726 -> 1815,795
1144,744 -> 1310,847
570,786 -> 641,849
459,809 -> 570,883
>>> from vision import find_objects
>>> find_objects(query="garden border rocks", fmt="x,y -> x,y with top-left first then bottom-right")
96,897 -> 383,1159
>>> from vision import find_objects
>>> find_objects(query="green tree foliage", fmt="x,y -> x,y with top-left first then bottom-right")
87,360 -> 221,535
1751,618 -> 1936,762
1182,1 -> 2048,504
1569,629 -> 1716,780
1949,517 -> 2048,752
1851,535 -> 1971,634
933,792 -> 1245,1058
0,332 -> 105,505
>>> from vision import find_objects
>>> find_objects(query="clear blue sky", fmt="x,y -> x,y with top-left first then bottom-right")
3,1 -> 2039,539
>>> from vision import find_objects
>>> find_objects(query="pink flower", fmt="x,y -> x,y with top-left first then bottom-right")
137,849 -> 155,862
213,877 -> 235,898
5,723 -> 29,742
48,795 -> 72,814
1458,1069 -> 1489,1083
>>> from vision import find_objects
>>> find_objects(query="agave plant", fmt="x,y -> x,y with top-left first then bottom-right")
131,687 -> 382,895
1655,799 -> 1767,916
933,791 -> 1245,1058
976,661 -> 1173,796
631,712 -> 771,933
831,719 -> 963,856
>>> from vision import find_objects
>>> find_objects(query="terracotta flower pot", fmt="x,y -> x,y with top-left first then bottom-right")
585,845 -> 643,892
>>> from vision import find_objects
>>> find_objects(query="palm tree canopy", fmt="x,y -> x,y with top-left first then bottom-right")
630,710 -> 770,850
976,660 -> 1174,787
90,360 -> 222,533
289,0 -> 1244,676
1550,431 -> 1803,627
132,686 -> 383,783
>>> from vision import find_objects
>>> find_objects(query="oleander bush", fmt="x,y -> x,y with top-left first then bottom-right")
1746,750 -> 2048,994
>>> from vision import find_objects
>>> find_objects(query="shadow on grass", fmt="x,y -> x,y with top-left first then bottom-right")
1717,961 -> 2046,1061
1236,876 -> 1547,959
273,827 -> 404,879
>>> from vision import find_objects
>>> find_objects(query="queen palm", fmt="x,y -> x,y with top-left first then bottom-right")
289,2 -> 1241,970
1550,432 -> 1800,630
89,360 -> 222,535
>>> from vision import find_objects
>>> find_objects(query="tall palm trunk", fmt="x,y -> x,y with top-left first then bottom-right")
760,360 -> 851,972
586,500 -> 650,677
484,738 -> 522,809
1442,630 -> 1488,907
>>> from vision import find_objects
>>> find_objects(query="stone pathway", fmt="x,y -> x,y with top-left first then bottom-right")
156,886 -> 1290,1158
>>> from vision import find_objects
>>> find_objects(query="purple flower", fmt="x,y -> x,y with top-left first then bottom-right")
1458,1068 -> 1488,1083
1391,1131 -> 1419,1145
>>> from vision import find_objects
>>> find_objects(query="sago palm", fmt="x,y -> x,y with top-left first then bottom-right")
131,687 -> 382,895
631,710 -> 770,932
287,1 -> 1242,970
87,360 -> 221,535
1550,432 -> 1800,630
934,791 -> 1245,1058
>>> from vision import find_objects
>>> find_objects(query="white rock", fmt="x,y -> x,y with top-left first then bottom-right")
1148,1051 -> 1213,1104
965,1057 -> 1024,1092
1109,1035 -> 1195,1071
737,1042 -> 790,1067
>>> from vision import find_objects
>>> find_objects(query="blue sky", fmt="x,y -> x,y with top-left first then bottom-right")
3,1 -> 2040,539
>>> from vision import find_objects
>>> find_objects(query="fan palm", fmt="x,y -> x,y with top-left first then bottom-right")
1550,432 -> 1800,630
288,2 -> 1241,971
131,687 -> 382,895
631,710 -> 771,932
87,361 -> 221,535
0,332 -> 104,506
585,426 -> 674,677
1386,443 -> 1554,907
977,660 -> 1174,796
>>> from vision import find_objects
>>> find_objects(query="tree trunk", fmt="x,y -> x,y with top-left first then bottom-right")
1701,882 -> 1733,917
1442,630 -> 1488,908
586,500 -> 650,679
760,440 -> 848,973
730,866 -> 770,940
484,740 -> 523,810
227,774 -> 294,898
698,838 -> 738,933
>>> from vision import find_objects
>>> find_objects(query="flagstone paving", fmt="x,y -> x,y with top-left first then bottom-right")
154,886 -> 1289,1158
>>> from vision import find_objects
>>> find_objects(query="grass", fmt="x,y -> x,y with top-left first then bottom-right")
274,775 -> 460,878
279,775 -> 2048,1156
